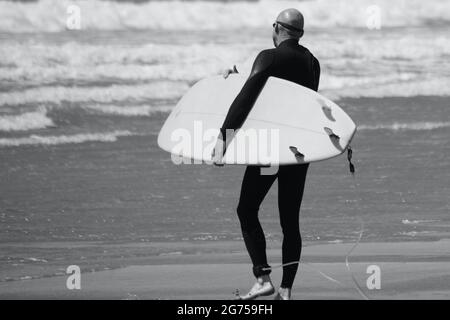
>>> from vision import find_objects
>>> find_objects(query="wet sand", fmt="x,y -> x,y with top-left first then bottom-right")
1,240 -> 449,300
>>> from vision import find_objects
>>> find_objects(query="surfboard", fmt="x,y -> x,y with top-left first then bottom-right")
157,74 -> 356,165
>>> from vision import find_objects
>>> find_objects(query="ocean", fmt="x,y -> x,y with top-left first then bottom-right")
0,0 -> 450,282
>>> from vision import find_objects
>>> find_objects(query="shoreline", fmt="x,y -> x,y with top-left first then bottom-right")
1,239 -> 450,299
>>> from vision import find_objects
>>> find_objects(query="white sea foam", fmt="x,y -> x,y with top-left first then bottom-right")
323,78 -> 450,99
0,82 -> 189,106
0,107 -> 54,131
319,73 -> 417,92
0,130 -> 132,147
359,122 -> 450,131
83,104 -> 173,116
396,231 -> 432,237
26,257 -> 48,263
402,219 -> 439,225
0,0 -> 449,32
1,33 -> 448,99
1,31 -> 448,84
0,42 -> 249,84
1,75 -> 448,110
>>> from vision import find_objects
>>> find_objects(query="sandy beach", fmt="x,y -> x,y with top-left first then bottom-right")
1,240 -> 449,300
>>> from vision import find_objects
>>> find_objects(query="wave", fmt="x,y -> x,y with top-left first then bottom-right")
319,73 -> 417,91
0,107 -> 54,131
2,75 -> 449,110
402,219 -> 439,225
0,0 -> 449,32
359,121 -> 450,131
0,82 -> 189,106
323,77 -> 450,99
0,130 -> 133,147
0,58 -> 237,84
0,42 -> 247,85
2,35 -> 448,84
83,104 -> 173,116
1,33 -> 449,99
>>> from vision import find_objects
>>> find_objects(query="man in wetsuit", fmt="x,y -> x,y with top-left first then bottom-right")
212,8 -> 320,300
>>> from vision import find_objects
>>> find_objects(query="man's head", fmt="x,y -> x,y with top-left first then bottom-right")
272,8 -> 304,47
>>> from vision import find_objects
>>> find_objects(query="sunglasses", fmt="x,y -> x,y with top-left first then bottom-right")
272,21 -> 303,33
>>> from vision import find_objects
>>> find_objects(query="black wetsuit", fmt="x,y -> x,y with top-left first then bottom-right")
220,38 -> 320,288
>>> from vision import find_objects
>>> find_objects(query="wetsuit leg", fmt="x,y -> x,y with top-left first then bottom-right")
237,166 -> 277,278
277,164 -> 309,288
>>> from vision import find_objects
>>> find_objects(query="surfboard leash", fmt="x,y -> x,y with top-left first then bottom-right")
345,218 -> 369,300
231,225 -> 369,299
233,145 -> 364,299
255,220 -> 369,300
347,145 -> 355,175
343,147 -> 370,300
259,258 -> 345,286
261,261 -> 300,271
232,261 -> 343,299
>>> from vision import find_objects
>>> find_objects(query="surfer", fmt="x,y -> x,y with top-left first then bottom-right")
213,8 -> 320,300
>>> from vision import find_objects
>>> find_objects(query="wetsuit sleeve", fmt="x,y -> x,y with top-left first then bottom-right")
311,56 -> 320,91
219,50 -> 274,139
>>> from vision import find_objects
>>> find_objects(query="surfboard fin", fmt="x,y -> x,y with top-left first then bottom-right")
289,146 -> 305,161
319,99 -> 336,122
324,127 -> 340,141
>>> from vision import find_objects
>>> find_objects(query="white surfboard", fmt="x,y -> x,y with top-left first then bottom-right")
158,75 -> 356,165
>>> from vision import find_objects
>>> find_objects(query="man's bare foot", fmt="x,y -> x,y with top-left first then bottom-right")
274,287 -> 291,300
237,275 -> 275,300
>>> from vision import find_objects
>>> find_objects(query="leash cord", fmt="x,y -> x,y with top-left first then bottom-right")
247,146 -> 368,299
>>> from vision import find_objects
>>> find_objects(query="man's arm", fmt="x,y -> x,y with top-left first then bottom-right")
311,56 -> 320,92
219,50 -> 274,140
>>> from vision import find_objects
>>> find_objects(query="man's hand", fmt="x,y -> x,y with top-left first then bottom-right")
211,138 -> 226,166
223,65 -> 238,79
